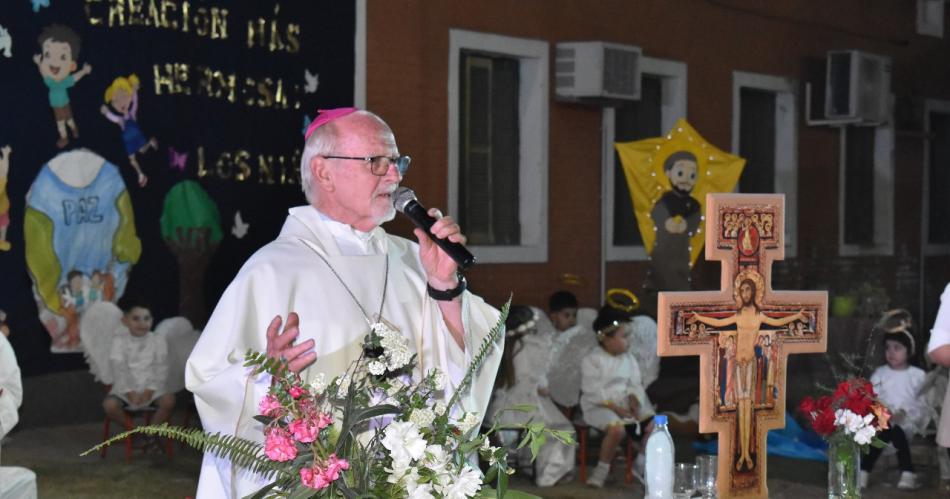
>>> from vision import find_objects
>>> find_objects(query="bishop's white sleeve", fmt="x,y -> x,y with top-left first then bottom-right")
928,284 -> 950,353
0,334 -> 23,440
437,291 -> 503,423
186,266 -> 277,499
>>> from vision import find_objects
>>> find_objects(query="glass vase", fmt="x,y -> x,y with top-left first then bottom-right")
827,436 -> 861,499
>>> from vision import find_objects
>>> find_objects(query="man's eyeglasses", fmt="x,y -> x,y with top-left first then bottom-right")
322,155 -> 411,176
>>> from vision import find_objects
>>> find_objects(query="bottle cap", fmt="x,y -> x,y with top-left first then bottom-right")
654,414 -> 668,425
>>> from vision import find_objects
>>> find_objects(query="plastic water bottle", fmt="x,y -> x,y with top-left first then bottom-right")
646,414 -> 675,497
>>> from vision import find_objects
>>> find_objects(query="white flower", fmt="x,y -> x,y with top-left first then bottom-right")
386,462 -> 414,484
427,368 -> 446,390
335,374 -> 351,393
433,402 -> 448,416
854,425 -> 876,445
308,373 -> 327,394
834,409 -> 878,444
410,408 -> 436,428
438,465 -> 482,499
387,346 -> 413,370
455,412 -> 480,436
367,360 -> 386,376
421,444 -> 451,476
382,421 -> 427,466
479,437 -> 500,462
386,377 -> 406,397
407,483 -> 435,499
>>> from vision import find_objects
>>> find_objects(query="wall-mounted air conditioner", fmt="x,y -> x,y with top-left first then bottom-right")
555,41 -> 641,104
825,50 -> 891,125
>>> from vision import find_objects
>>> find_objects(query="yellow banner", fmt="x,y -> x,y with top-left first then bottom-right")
615,119 -> 745,265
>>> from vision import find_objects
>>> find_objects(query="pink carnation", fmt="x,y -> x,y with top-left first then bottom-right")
258,395 -> 283,417
315,412 -> 333,430
324,454 -> 350,480
299,455 -> 349,490
263,428 -> 297,462
299,467 -> 331,490
289,386 -> 306,399
298,398 -> 316,414
288,418 -> 319,443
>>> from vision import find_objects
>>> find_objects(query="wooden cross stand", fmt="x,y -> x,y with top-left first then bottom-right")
658,193 -> 827,498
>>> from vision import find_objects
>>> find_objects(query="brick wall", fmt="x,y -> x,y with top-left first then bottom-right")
364,0 -> 950,327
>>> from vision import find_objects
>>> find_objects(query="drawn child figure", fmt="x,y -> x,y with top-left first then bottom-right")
33,25 -> 92,149
101,74 -> 157,187
0,145 -> 10,251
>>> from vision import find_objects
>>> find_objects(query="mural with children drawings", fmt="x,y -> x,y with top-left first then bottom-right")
0,1 -> 357,362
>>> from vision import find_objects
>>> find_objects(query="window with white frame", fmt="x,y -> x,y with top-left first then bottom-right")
604,57 -> 687,261
732,71 -> 799,257
448,30 -> 548,263
838,123 -> 894,256
924,99 -> 950,254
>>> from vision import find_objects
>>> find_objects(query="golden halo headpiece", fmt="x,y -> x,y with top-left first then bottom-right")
558,273 -> 584,287
733,269 -> 765,309
878,308 -> 915,355
606,288 -> 640,313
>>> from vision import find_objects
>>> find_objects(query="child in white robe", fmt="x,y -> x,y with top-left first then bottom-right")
581,304 -> 656,488
543,291 -> 599,409
102,297 -> 176,429
489,305 -> 575,487
860,314 -> 926,490
1,320 -> 38,499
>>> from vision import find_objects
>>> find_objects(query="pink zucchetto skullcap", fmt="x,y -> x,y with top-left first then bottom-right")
304,107 -> 360,139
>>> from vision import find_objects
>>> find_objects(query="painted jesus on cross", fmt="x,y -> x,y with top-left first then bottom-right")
688,269 -> 806,472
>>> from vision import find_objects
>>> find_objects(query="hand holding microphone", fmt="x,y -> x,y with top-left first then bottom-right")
393,187 -> 476,271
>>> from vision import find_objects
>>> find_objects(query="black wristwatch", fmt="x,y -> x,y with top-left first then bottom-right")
427,274 -> 467,301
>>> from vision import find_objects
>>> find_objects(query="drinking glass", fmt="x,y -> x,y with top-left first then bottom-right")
697,454 -> 718,498
673,462 -> 698,499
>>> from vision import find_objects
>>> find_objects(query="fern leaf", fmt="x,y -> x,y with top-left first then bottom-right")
80,424 -> 294,481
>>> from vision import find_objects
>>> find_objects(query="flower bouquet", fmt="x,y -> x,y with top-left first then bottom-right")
798,378 -> 890,499
83,300 -> 573,498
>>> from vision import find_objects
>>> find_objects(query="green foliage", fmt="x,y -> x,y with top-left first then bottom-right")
80,424 -> 294,482
245,350 -> 285,377
446,297 -> 511,411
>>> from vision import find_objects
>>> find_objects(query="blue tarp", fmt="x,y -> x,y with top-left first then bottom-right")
692,412 -> 828,462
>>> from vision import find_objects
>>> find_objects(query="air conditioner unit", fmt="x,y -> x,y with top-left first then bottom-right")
555,41 -> 641,104
825,50 -> 891,124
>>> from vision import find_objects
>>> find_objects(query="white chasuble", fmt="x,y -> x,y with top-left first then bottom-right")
186,206 -> 503,499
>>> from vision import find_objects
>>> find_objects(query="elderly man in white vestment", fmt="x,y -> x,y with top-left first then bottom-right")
186,108 -> 503,498
1,332 -> 38,499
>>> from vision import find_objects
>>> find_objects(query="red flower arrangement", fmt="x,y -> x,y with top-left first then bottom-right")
798,378 -> 889,445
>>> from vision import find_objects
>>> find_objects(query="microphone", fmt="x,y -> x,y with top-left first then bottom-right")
393,186 -> 476,270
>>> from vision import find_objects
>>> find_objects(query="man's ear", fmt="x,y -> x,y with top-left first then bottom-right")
312,156 -> 334,192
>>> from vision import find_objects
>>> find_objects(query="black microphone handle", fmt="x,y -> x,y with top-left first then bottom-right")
402,199 -> 476,270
